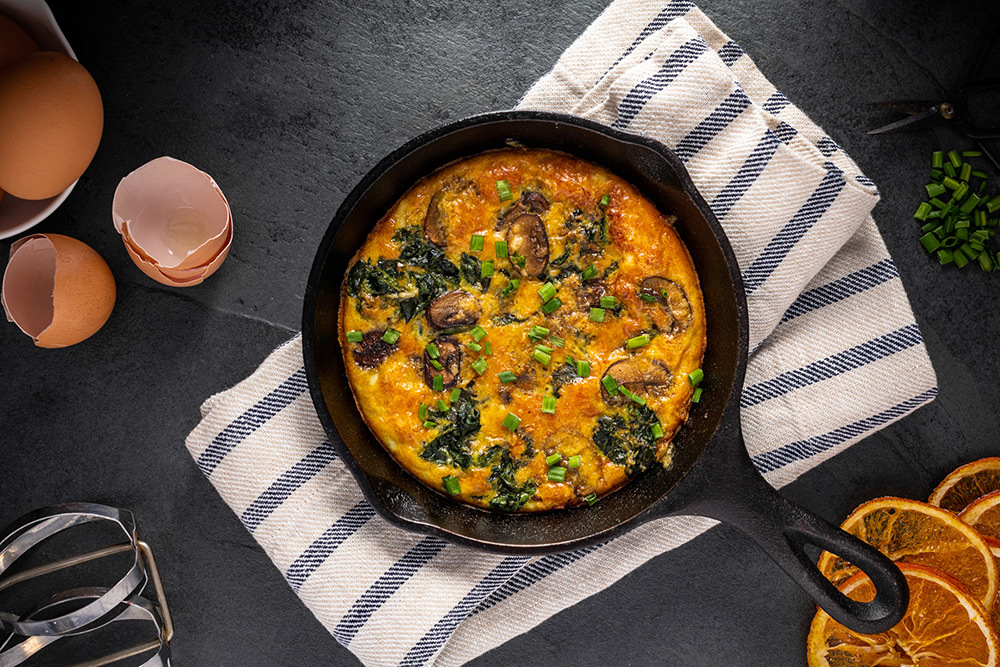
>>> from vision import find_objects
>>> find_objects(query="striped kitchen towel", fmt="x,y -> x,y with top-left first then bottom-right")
185,1 -> 938,665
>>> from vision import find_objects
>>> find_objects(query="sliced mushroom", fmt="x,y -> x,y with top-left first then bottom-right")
575,279 -> 607,311
424,336 -> 461,388
427,290 -> 481,330
506,213 -> 549,278
601,358 -> 672,405
352,330 -> 395,369
498,190 -> 550,228
514,367 -> 536,390
424,178 -> 479,247
640,277 -> 693,332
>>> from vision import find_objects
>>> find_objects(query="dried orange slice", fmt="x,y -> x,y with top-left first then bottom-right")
930,458 -> 1000,513
961,491 -> 1000,553
807,563 -> 999,667
817,497 -> 998,611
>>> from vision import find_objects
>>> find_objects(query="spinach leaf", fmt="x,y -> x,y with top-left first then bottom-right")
593,404 -> 661,476
460,252 -> 491,291
419,391 -> 481,469
394,227 -> 460,281
346,259 -> 400,298
485,447 -> 537,512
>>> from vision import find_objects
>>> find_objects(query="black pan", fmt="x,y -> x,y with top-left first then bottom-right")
302,110 -> 908,634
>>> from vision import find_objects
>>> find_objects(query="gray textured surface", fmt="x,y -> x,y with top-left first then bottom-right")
1,1 -> 998,665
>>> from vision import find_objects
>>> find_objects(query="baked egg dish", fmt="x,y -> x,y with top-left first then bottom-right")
339,148 -> 706,512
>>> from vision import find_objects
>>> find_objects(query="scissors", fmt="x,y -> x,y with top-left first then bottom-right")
869,39 -> 1000,171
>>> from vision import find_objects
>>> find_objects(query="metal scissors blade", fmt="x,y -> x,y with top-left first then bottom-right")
868,104 -> 946,135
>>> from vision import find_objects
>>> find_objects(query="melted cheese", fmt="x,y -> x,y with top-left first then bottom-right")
340,149 -> 706,512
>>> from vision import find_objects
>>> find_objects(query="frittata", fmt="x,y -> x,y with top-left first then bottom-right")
340,148 -> 706,512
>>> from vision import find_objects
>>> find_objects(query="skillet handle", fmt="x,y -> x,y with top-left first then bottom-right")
673,431 -> 908,634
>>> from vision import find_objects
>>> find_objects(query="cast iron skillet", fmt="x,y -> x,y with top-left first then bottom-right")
302,110 -> 908,634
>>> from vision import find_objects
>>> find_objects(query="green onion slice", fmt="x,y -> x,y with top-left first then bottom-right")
382,329 -> 400,344
692,387 -> 703,403
584,493 -> 598,506
471,326 -> 487,341
626,334 -> 651,349
532,349 -> 552,366
496,180 -> 513,202
481,260 -> 494,278
537,282 -> 557,303
688,368 -> 704,386
545,453 -> 562,466
599,295 -> 617,309
470,234 -> 485,252
581,264 -> 598,281
425,342 -> 440,359
541,395 -> 557,415
599,194 -> 610,207
590,307 -> 605,322
601,375 -> 619,395
432,374 -> 443,391
449,388 -> 462,402
547,467 -> 567,482
498,370 -> 517,383
471,358 -> 488,375
541,297 -> 562,314
502,412 -> 521,431
346,330 -> 363,343
443,475 -> 461,495
567,455 -> 581,469
576,360 -> 590,377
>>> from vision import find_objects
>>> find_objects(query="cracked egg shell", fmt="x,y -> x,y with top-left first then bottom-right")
113,156 -> 232,284
1,233 -> 115,348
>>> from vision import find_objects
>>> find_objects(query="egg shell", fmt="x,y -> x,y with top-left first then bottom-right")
1,233 -> 115,347
119,219 -> 232,287
0,12 -> 39,71
0,52 -> 103,200
112,157 -> 231,270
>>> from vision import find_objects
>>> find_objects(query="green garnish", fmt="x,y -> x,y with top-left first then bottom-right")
545,453 -> 562,466
533,348 -> 552,366
651,423 -> 664,439
599,194 -> 610,207
501,278 -> 520,298
590,307 -> 605,322
639,293 -> 657,302
432,374 -> 444,391
547,466 -> 567,482
692,387 -> 703,403
382,329 -> 400,344
599,295 -> 617,309
495,241 -> 508,258
443,475 -> 461,495
626,334 -> 650,349
481,260 -> 494,278
584,492 -> 598,506
498,370 -> 517,383
430,359 -> 444,370
423,420 -> 438,429
567,455 -> 581,469
601,375 -> 619,395
437,399 -> 449,412
449,387 -> 462,403
471,358 -> 488,375
471,326 -> 488,341
528,325 -> 550,340
550,335 -> 565,348
425,342 -> 440,359
347,330 -> 363,343
932,151 -> 944,168
541,297 -> 562,314
576,360 -> 590,377
470,234 -> 485,252
537,282 -> 557,303
948,150 -> 962,169
419,403 -> 427,421
466,341 -> 483,352
688,368 -> 704,386
535,343 -> 554,355
581,264 -> 598,281
496,180 -> 513,202
502,412 -> 521,431
484,341 -> 492,355
541,395 -> 557,415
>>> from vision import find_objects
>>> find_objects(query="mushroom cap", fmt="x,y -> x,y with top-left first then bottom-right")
427,289 -> 481,330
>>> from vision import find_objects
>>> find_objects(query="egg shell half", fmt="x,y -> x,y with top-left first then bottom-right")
1,233 -> 115,347
0,12 -> 39,71
0,52 -> 103,200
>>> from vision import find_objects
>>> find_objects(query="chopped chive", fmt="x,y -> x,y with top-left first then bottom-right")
954,250 -> 969,268
930,197 -> 949,210
541,395 -> 557,415
466,341 -> 483,352
437,399 -> 449,412
419,402 -> 427,421
599,295 -> 618,309
550,335 -> 565,348
471,358 -> 488,375
960,163 -> 972,182
481,260 -> 494,278
567,455 -> 581,469
382,329 -> 400,344
618,385 -> 634,401
346,330 -> 363,343
449,387 -> 462,402
930,169 -> 944,182
987,196 -> 1000,214
948,150 -> 962,169
498,370 -> 517,383
943,162 -> 957,179
692,387 -> 703,403
470,234 -> 485,252
433,374 -> 443,391
978,180 -> 988,196
955,182 -> 970,201
546,452 -> 562,466
937,249 -> 954,265
581,264 -> 598,281
973,170 -> 988,179
925,182 -> 946,199
626,334 -> 651,349
599,194 -> 610,207
537,282 -> 557,303
541,297 -> 562,314
960,194 -> 981,215
584,492 -> 598,506
688,368 -> 704,386
532,348 -> 552,366
502,412 -> 521,431
426,342 -> 440,359
628,391 -> 646,406
496,180 -> 513,202
430,359 -> 444,370
601,375 -> 619,395
528,325 -> 550,340
535,343 -> 554,355
423,420 -> 438,428
914,202 -> 932,221
576,360 -> 590,377
495,241 -> 508,258
590,307 -> 605,322
471,326 -> 488,341
980,252 -> 995,271
963,150 -> 982,158
955,218 -> 971,229
961,243 -> 980,260
920,232 -> 941,253
932,151 -> 944,168
639,293 -> 657,303
547,466 -> 567,482
501,278 -> 520,297
513,253 -> 526,268
651,423 -> 664,439
443,475 -> 461,495
943,176 -> 961,190
484,341 -> 492,355
920,221 -> 941,234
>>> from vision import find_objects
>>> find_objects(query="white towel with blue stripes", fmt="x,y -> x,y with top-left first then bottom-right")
186,1 -> 938,665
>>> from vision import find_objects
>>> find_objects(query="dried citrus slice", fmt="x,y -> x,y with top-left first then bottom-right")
817,497 -> 998,611
807,563 -> 999,667
930,458 -> 1000,512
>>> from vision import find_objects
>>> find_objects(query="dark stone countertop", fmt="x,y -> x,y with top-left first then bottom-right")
2,0 -> 999,664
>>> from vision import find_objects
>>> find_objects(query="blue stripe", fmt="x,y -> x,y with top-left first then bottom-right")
603,0 -> 695,76
709,130 -> 782,220
741,324 -> 923,408
717,40 -> 744,66
611,38 -> 708,130
773,121 -> 798,144
762,91 -> 790,114
472,546 -> 600,615
397,556 -> 530,667
817,136 -> 840,156
781,259 -> 899,324
856,174 -> 876,187
334,536 -> 447,645
673,87 -> 752,162
752,388 -> 938,474
742,169 -> 846,295
286,501 -> 376,591
241,441 -> 339,533
196,368 -> 309,476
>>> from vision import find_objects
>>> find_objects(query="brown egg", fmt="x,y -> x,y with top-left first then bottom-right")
1,233 -> 116,348
0,12 -> 39,71
0,52 -> 103,200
